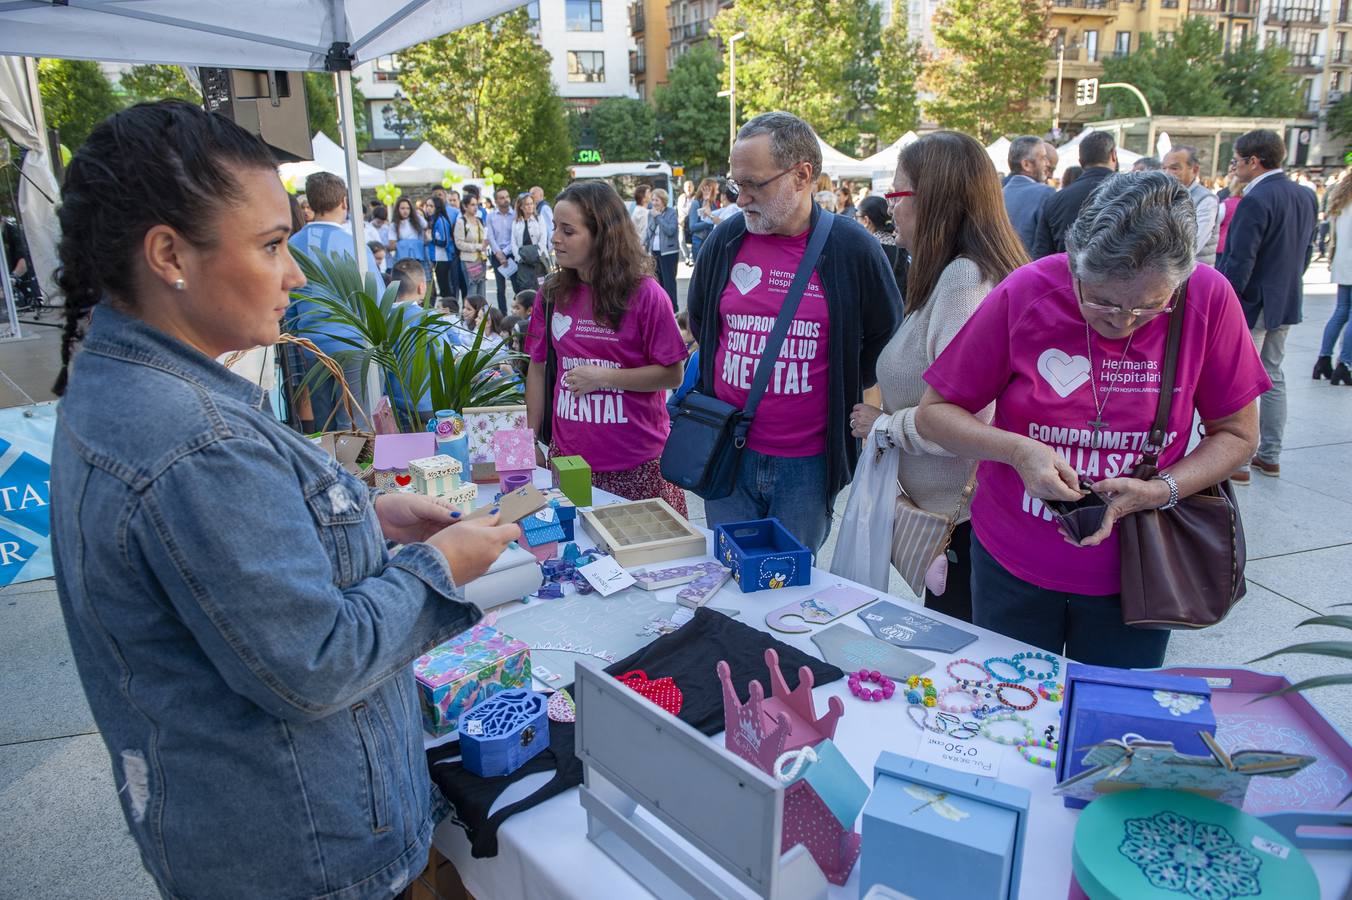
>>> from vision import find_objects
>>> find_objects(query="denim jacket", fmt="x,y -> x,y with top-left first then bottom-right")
51,305 -> 481,899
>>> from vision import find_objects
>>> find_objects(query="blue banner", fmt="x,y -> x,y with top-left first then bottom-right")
0,402 -> 55,586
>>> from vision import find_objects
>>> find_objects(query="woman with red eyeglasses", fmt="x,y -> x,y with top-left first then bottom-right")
914,171 -> 1269,668
848,132 -> 1027,623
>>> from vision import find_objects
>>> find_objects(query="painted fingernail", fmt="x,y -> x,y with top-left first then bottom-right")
490,507 -> 500,515
450,511 -> 461,518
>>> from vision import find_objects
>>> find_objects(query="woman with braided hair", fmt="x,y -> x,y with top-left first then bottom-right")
48,101 -> 518,899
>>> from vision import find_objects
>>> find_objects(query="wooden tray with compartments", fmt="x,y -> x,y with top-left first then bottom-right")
581,498 -> 708,568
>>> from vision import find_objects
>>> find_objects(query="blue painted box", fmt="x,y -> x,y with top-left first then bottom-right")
862,752 -> 1030,900
520,507 -> 567,548
1057,663 -> 1215,809
714,518 -> 812,593
459,689 -> 550,778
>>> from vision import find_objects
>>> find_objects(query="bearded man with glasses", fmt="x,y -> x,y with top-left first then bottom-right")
683,111 -> 901,552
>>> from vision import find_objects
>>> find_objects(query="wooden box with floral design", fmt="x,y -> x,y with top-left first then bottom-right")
413,624 -> 532,736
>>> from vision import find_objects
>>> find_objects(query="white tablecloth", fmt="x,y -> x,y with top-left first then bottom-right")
431,478 -> 1352,899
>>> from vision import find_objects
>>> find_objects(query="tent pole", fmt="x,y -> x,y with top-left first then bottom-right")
335,69 -> 367,277
0,229 -> 22,342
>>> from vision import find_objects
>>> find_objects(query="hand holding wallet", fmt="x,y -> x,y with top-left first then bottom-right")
1044,480 -> 1108,544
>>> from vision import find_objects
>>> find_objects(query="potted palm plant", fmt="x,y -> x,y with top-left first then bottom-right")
287,247 -> 524,434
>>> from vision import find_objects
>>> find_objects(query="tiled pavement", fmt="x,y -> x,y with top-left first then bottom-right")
3,268 -> 1351,898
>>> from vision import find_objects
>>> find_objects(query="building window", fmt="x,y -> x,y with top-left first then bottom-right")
567,50 -> 606,83
1084,30 -> 1100,61
372,54 -> 400,82
566,0 -> 603,31
1115,30 -> 1132,56
1234,23 -> 1248,44
526,1 -> 540,33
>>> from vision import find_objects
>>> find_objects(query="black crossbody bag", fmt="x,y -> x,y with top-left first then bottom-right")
660,212 -> 834,499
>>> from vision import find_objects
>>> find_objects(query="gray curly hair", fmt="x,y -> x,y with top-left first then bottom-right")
1064,171 -> 1196,285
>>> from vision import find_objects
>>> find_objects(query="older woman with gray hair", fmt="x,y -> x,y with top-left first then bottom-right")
644,187 -> 682,310
915,171 -> 1270,667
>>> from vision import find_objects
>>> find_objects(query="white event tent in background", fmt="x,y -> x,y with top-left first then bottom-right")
387,141 -> 474,186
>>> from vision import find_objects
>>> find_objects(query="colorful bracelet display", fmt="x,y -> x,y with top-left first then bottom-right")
904,675 -> 937,707
1038,681 -> 1064,702
1011,650 -> 1060,682
848,670 -> 895,702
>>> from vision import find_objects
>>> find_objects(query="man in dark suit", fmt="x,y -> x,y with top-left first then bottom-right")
1032,131 -> 1118,258
1219,129 -> 1319,483
1002,135 -> 1054,254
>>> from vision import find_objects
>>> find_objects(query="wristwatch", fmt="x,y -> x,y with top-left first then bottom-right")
1154,472 -> 1180,510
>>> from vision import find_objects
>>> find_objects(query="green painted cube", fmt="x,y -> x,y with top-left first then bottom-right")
550,455 -> 592,507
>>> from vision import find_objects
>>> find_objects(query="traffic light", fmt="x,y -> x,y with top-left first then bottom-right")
1075,78 -> 1099,107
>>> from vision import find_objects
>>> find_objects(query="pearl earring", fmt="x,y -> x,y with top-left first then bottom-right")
173,278 -> 186,291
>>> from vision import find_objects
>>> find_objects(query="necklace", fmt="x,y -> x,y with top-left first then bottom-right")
1084,321 -> 1137,450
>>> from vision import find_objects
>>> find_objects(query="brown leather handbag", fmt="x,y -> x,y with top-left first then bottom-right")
1118,280 -> 1248,629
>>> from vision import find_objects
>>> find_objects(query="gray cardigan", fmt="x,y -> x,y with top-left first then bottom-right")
645,206 -> 681,255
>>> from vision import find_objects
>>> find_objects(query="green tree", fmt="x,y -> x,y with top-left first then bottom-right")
1218,36 -> 1304,118
922,0 -> 1049,141
398,9 -> 572,197
875,0 -> 920,141
38,59 -> 123,150
654,42 -> 728,171
1327,94 -> 1352,146
118,64 -> 200,105
590,97 -> 656,161
1099,18 -> 1226,116
304,72 -> 370,150
711,0 -> 882,152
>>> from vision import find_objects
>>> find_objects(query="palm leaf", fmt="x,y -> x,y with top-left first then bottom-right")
1258,673 -> 1352,697
1249,642 -> 1352,665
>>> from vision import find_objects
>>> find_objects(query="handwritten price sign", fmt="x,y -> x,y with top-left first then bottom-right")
914,732 -> 1002,780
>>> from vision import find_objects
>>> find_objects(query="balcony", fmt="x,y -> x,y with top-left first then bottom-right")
1287,50 -> 1325,71
1266,7 -> 1329,26
629,50 -> 646,75
1050,0 -> 1120,13
1190,0 -> 1222,12
629,2 -> 645,34
1340,3 -> 1351,21
1333,49 -> 1352,64
1226,0 -> 1259,14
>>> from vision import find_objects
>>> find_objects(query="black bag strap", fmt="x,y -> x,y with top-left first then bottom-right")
539,290 -> 558,448
522,218 -> 533,246
1134,277 -> 1190,479
732,211 -> 835,446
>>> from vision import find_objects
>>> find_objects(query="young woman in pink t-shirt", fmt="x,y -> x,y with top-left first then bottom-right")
526,181 -> 690,514
916,172 -> 1269,668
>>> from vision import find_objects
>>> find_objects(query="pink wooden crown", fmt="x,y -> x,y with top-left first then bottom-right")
717,648 -> 844,775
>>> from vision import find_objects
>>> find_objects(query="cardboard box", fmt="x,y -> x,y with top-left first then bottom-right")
412,625 -> 532,736
1057,663 -> 1216,809
550,455 -> 592,507
407,454 -> 464,498
863,752 -> 1030,900
715,518 -> 812,593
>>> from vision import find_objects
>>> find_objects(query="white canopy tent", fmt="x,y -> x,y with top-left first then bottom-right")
0,0 -> 522,283
1052,128 -> 1141,179
857,131 -> 917,174
816,135 -> 874,180
386,141 -> 473,186
310,131 -> 387,188
986,137 -> 1012,175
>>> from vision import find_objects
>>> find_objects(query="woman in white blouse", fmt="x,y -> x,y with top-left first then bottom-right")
848,131 -> 1028,622
510,193 -> 549,292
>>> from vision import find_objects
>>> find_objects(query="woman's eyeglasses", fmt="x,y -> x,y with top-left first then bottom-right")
1075,279 -> 1181,320
884,190 -> 915,202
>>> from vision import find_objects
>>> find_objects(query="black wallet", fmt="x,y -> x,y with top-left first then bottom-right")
1045,480 -> 1108,543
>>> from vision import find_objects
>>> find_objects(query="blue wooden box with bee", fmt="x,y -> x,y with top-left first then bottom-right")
862,752 -> 1030,900
458,689 -> 550,778
714,518 -> 812,593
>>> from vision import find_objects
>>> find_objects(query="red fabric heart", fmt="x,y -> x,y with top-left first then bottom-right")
616,670 -> 683,716
395,474 -> 412,486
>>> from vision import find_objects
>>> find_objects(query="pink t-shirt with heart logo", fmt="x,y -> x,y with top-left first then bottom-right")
712,230 -> 831,457
527,276 -> 688,472
924,255 -> 1270,596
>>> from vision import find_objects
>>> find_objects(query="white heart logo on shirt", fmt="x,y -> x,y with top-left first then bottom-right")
729,263 -> 763,295
551,312 -> 572,341
1037,348 -> 1092,398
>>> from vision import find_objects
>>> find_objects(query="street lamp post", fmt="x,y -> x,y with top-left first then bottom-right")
716,31 -> 747,153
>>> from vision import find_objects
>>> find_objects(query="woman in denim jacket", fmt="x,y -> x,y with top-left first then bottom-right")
48,102 -> 519,900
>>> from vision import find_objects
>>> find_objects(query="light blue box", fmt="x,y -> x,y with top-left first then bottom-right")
862,752 -> 1029,900
780,739 -> 869,830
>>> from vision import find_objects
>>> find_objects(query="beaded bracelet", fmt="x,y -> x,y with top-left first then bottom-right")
904,674 -> 937,707
936,685 -> 981,715
983,656 -> 1025,683
1011,650 -> 1060,682
1017,739 -> 1058,768
946,658 -> 991,685
848,670 -> 895,702
979,711 -> 1035,746
908,706 -> 981,740
996,682 -> 1038,711
1038,681 -> 1065,702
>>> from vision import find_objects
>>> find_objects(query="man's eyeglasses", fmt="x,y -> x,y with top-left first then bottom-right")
1075,279 -> 1181,320
884,190 -> 915,202
726,167 -> 795,196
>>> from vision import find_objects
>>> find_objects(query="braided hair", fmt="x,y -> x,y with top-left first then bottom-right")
53,100 -> 276,395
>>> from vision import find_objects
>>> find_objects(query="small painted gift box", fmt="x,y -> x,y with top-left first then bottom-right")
459,689 -> 550,778
863,752 -> 1030,900
463,405 -> 528,482
777,739 -> 869,886
714,518 -> 812,593
412,624 -> 531,736
520,506 -> 567,548
372,432 -> 437,490
407,454 -> 463,498
550,454 -> 592,507
493,427 -> 536,489
1057,663 -> 1215,810
539,490 -> 577,540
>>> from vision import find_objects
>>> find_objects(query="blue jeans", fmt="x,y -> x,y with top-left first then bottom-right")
307,357 -> 365,432
704,449 -> 836,554
1320,284 -> 1352,366
969,532 -> 1171,668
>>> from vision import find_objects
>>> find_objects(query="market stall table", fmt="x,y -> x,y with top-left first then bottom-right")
428,473 -> 1352,899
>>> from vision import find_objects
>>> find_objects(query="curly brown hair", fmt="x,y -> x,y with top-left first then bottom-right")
542,181 -> 653,330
